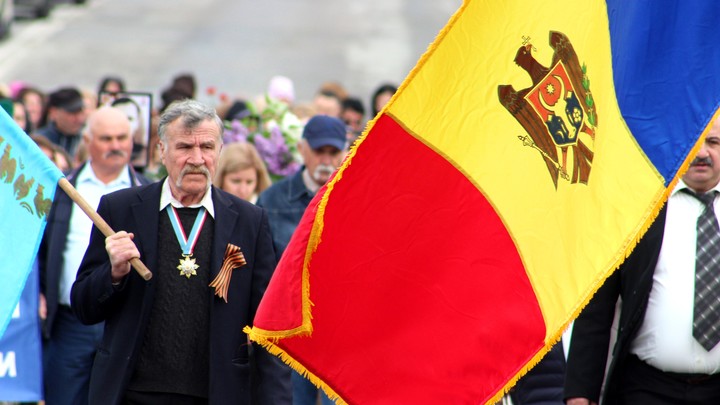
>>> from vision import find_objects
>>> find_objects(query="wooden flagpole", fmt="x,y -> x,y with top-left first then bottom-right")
58,177 -> 152,280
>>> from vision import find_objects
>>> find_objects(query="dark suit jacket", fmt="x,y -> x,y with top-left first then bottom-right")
39,162 -> 148,339
564,206 -> 667,404
512,342 -> 566,405
70,181 -> 292,405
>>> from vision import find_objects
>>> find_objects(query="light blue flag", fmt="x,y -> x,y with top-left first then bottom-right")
0,260 -> 43,401
0,108 -> 63,338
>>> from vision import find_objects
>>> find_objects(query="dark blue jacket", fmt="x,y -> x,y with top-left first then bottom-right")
511,342 -> 566,405
256,168 -> 314,260
36,121 -> 82,157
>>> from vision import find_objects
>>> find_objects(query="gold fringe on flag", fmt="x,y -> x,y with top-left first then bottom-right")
244,326 -> 347,404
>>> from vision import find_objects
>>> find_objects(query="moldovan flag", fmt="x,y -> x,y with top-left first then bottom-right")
0,108 -> 62,337
248,0 -> 720,403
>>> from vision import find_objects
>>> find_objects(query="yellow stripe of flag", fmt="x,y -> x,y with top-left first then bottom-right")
387,0 -> 664,340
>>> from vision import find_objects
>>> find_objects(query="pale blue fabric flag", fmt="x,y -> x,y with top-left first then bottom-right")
0,108 -> 63,337
0,261 -> 43,401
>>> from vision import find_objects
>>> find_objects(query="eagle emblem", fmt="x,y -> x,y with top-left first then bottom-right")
498,31 -> 596,188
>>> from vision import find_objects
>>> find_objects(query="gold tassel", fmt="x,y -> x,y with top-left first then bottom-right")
210,243 -> 246,303
245,326 -> 347,404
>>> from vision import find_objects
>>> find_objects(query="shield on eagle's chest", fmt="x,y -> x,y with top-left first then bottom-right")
525,61 -> 584,147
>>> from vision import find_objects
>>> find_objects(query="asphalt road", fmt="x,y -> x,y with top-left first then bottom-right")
0,0 -> 460,109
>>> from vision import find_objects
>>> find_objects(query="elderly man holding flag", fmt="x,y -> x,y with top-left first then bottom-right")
71,99 -> 291,405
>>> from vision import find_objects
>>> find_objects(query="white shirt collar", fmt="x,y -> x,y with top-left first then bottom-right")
672,178 -> 720,197
77,161 -> 132,187
302,168 -> 321,194
159,177 -> 215,218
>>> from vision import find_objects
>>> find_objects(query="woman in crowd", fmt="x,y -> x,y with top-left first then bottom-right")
214,142 -> 271,203
12,99 -> 31,133
98,75 -> 126,94
31,134 -> 73,173
369,83 -> 398,118
17,86 -> 46,132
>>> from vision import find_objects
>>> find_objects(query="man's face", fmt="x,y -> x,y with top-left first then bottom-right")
85,111 -> 133,173
160,118 -> 222,199
683,116 -> 720,193
313,94 -> 342,118
52,107 -> 87,135
300,141 -> 344,186
341,109 -> 364,136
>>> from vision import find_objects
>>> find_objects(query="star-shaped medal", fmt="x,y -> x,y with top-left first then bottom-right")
177,254 -> 199,278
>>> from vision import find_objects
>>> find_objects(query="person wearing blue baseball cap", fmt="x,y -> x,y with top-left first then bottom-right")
258,114 -> 347,258
299,115 -> 347,184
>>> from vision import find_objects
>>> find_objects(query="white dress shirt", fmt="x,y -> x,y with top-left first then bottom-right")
159,178 -> 215,218
60,163 -> 131,306
631,180 -> 720,373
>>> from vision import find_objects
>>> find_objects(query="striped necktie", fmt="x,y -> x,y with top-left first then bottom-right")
684,189 -> 720,351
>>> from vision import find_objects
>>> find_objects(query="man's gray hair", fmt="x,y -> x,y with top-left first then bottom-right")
158,99 -> 224,144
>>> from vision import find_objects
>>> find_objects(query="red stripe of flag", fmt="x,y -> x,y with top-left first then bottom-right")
256,114 -> 547,403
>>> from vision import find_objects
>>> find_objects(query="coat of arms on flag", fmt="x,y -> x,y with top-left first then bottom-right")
499,31 -> 596,188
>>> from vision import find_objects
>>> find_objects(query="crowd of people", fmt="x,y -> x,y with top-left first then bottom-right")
0,73 -> 399,405
1,73 -> 399,185
5,70 -> 720,405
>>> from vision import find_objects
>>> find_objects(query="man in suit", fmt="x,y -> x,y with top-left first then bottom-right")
71,99 -> 291,405
40,106 -> 148,405
564,114 -> 720,404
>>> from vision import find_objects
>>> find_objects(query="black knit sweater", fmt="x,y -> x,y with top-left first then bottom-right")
128,207 -> 214,399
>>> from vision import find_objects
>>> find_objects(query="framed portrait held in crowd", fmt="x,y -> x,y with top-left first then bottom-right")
98,91 -> 153,168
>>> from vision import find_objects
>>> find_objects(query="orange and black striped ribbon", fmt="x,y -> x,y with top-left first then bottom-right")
209,243 -> 246,303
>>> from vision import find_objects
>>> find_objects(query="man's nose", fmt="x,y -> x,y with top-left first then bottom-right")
698,143 -> 711,158
319,153 -> 334,165
188,147 -> 204,163
241,183 -> 254,194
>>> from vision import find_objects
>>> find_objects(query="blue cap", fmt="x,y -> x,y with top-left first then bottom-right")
302,115 -> 347,150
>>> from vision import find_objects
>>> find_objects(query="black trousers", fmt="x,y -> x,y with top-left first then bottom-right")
122,390 -> 207,405
615,355 -> 720,405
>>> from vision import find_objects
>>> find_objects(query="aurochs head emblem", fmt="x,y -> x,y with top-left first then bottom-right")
498,31 -> 596,189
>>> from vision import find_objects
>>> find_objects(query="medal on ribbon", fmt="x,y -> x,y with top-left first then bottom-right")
167,206 -> 208,278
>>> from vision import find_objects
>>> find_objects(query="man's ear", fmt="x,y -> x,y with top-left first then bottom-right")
47,107 -> 57,122
297,139 -> 308,160
158,141 -> 166,164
